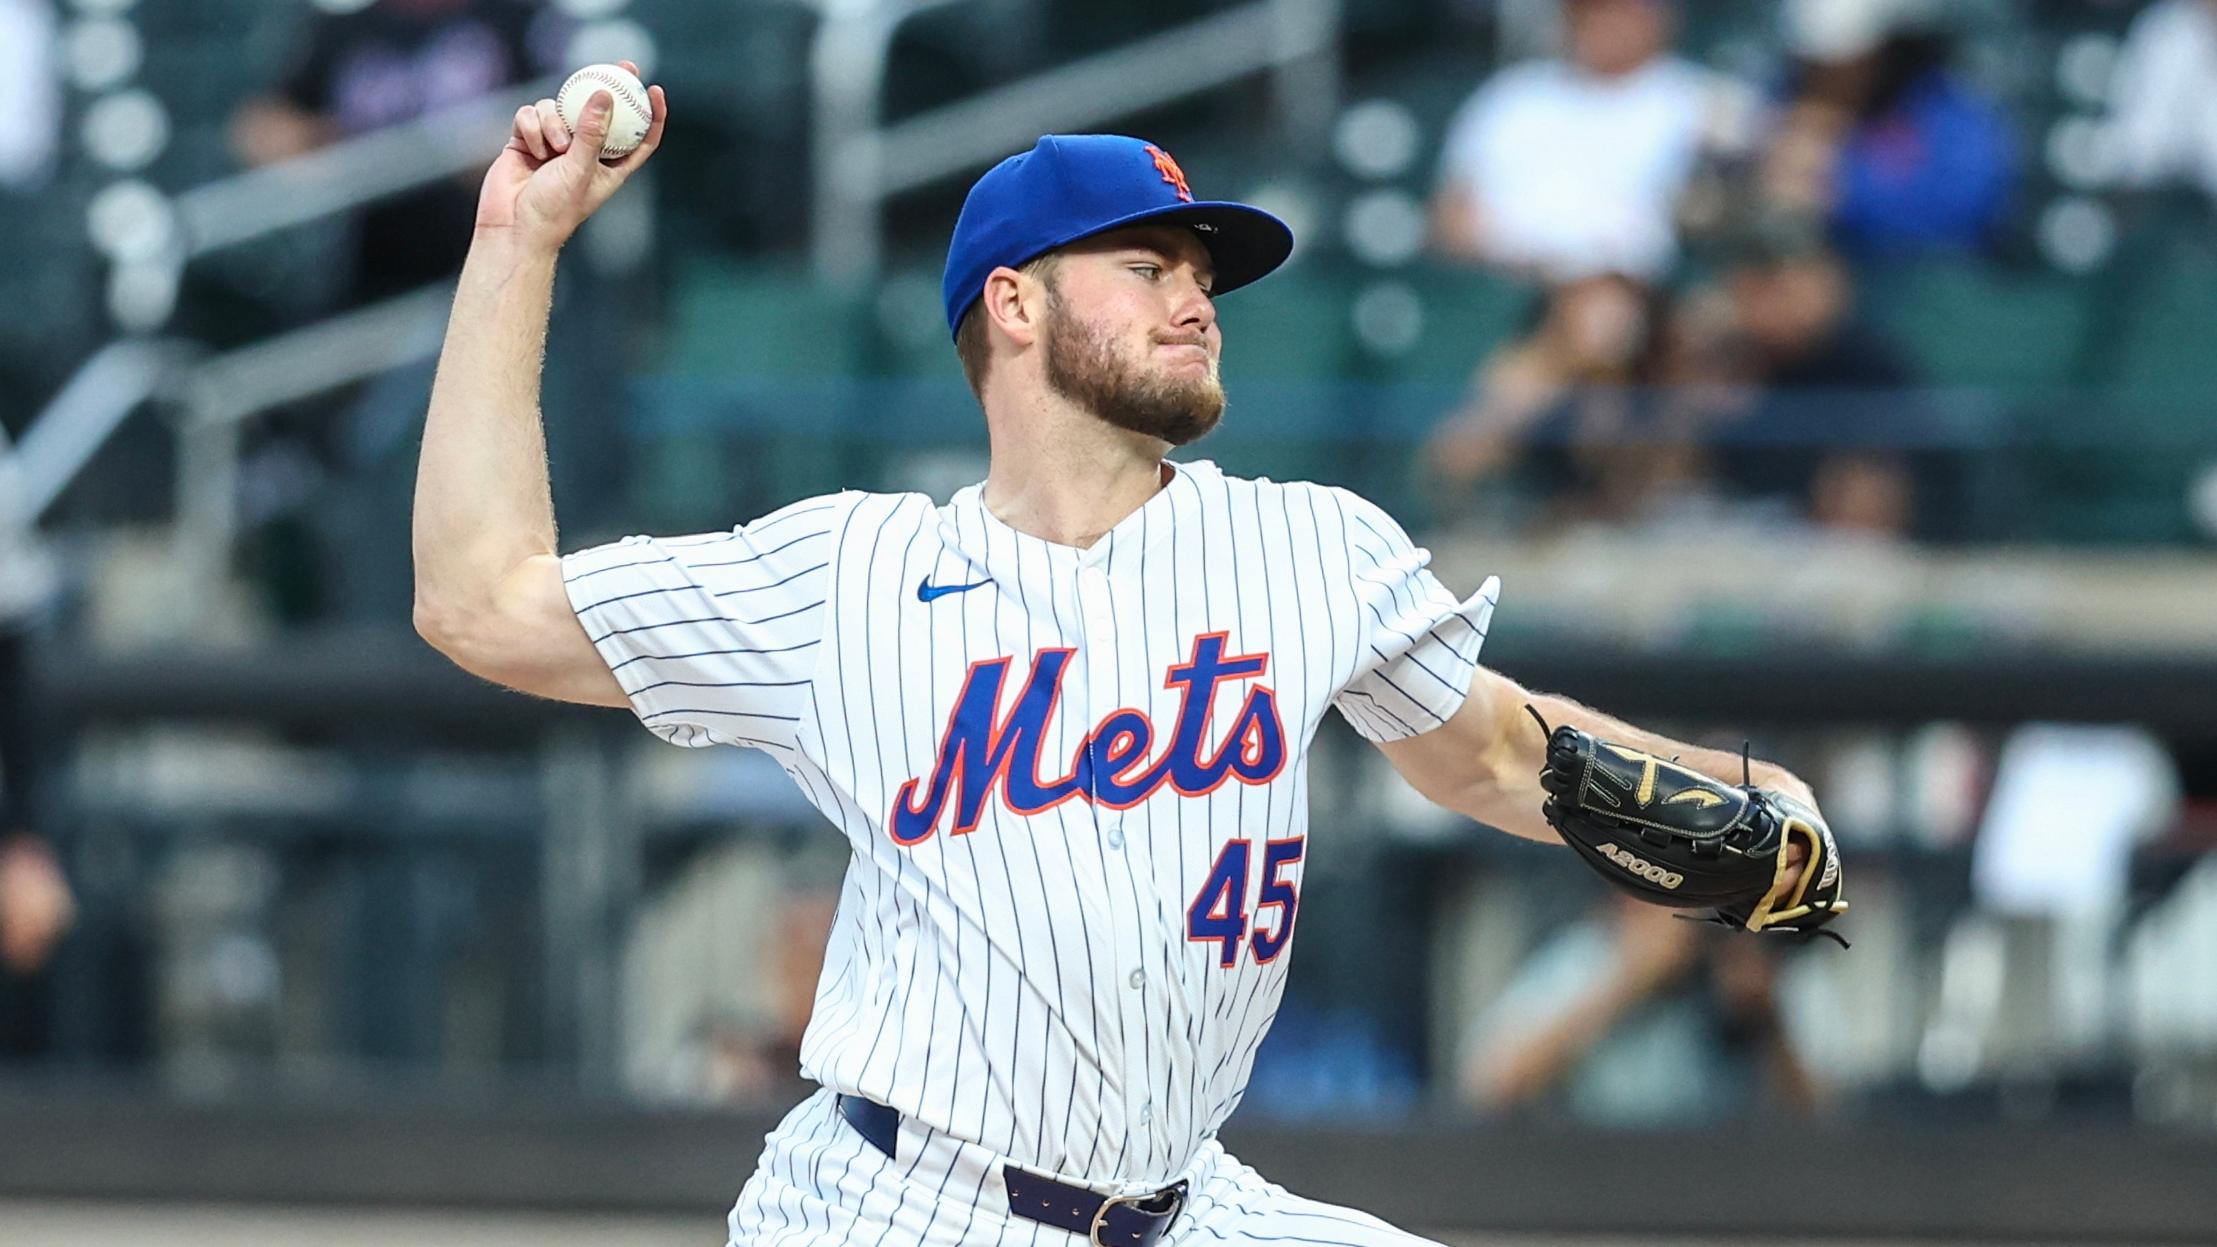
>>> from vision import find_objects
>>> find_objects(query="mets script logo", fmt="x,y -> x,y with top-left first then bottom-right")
1145,143 -> 1194,202
890,632 -> 1286,845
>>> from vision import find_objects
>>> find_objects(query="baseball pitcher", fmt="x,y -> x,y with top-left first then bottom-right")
413,70 -> 1843,1247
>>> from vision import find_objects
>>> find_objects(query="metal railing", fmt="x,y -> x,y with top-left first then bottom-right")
5,338 -> 195,527
169,286 -> 455,608
811,0 -> 1342,281
169,80 -> 554,260
0,288 -> 452,624
12,0 -> 1350,596
3,80 -> 555,546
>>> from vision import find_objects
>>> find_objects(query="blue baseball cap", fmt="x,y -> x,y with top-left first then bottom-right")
941,134 -> 1295,338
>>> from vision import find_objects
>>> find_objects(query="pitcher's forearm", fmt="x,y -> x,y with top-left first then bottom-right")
1432,675 -> 1811,840
413,231 -> 562,621
1523,691 -> 1810,802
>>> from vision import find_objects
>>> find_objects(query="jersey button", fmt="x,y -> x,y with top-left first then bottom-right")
1127,968 -> 1146,990
1105,828 -> 1124,850
1139,1101 -> 1154,1123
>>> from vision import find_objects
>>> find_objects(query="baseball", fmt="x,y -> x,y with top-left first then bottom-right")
555,63 -> 651,159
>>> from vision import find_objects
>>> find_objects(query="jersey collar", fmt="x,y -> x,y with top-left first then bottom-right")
944,458 -> 1210,580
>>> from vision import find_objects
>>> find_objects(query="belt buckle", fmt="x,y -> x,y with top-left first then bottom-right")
1086,1185 -> 1183,1247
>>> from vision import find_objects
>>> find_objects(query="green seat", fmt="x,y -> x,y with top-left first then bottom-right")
1854,256 -> 2210,543
2035,235 -> 2217,541
1860,260 -> 2091,395
1998,239 -> 2217,543
639,265 -> 868,525
634,0 -> 811,115
1378,266 -> 1534,386
662,263 -> 865,378
2015,397 -> 2203,544
1217,266 -> 1356,381
2097,245 -> 2217,405
140,42 -> 253,129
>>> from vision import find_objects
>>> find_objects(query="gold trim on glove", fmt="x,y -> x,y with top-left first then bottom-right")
1746,816 -> 1847,931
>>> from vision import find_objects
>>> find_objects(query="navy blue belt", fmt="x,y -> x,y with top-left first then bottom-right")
835,1094 -> 1187,1247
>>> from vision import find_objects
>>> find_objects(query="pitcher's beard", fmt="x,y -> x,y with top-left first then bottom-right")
1041,299 -> 1225,447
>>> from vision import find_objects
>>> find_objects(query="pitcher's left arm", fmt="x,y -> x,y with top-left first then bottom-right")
1376,664 -> 1817,844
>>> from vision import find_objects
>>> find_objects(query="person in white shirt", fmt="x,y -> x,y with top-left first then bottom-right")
0,0 -> 58,193
2107,0 -> 2217,201
1430,0 -> 1754,282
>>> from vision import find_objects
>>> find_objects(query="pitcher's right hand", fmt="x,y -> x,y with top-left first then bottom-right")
476,59 -> 666,251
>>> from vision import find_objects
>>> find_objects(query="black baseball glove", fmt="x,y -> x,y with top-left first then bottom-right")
1530,709 -> 1848,946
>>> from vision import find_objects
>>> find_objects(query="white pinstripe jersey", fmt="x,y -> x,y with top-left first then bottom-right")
563,460 -> 1497,1189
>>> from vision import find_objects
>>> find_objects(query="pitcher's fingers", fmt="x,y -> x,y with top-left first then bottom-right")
536,97 -> 571,153
618,59 -> 641,78
513,104 -> 548,160
615,84 -> 669,168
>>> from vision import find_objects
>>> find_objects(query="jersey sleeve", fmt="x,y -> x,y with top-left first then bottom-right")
1324,489 -> 1500,743
560,493 -> 853,752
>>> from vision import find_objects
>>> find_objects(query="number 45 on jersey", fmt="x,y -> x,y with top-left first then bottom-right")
1186,836 -> 1304,968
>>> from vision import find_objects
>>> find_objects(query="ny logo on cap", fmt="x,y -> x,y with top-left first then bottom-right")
1145,144 -> 1193,202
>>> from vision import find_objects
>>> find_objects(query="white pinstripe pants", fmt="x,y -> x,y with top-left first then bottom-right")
727,1089 -> 1445,1247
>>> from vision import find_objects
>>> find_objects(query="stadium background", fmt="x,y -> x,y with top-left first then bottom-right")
3,0 -> 2217,1242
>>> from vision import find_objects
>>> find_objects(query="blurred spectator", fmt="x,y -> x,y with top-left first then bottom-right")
2106,0 -> 2217,203
230,0 -> 561,308
0,0 -> 58,192
227,2 -> 602,627
1687,218 -> 1923,535
1430,0 -> 1757,283
1,0 -> 111,432
1457,895 -> 1818,1126
624,836 -> 840,1105
1425,274 -> 1710,529
1,518 -> 71,1059
1432,218 -> 1924,536
1769,0 -> 2017,257
0,830 -> 72,1056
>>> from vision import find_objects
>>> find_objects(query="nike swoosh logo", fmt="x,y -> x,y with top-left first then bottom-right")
917,576 -> 991,603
